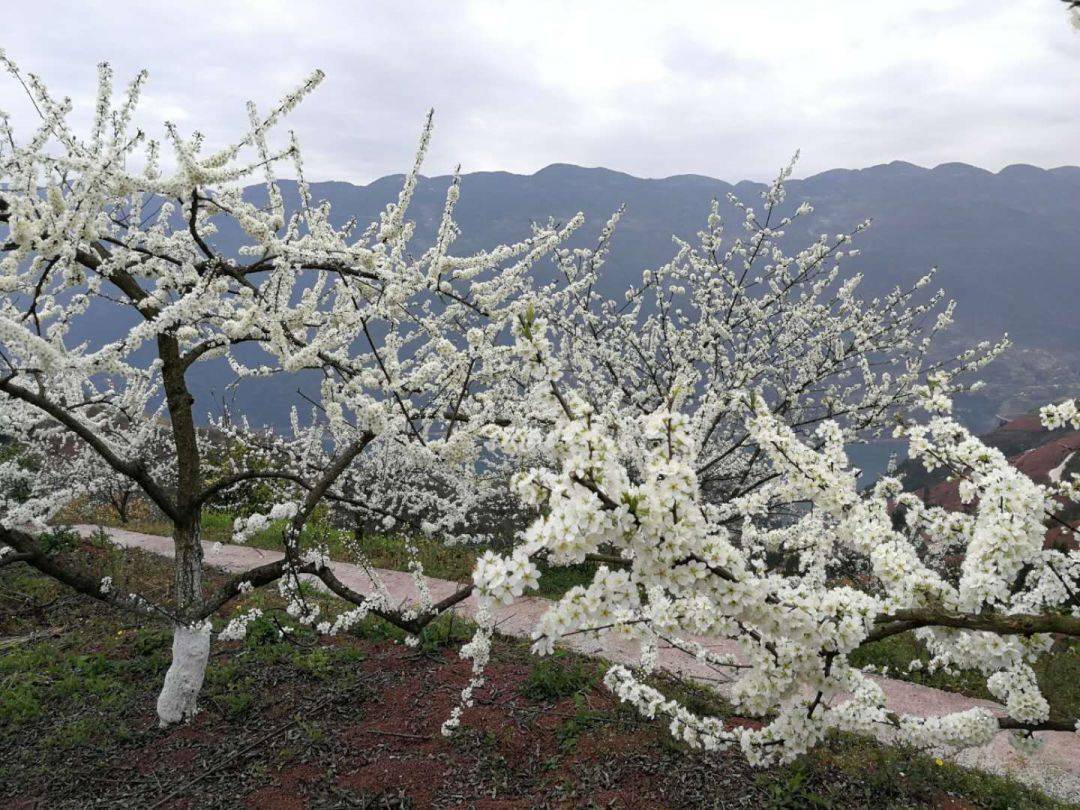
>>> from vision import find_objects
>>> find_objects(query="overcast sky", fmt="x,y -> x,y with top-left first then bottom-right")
3,0 -> 1079,184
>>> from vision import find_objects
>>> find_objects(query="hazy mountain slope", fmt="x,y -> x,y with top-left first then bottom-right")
270,161 -> 1080,347
86,161 -> 1080,431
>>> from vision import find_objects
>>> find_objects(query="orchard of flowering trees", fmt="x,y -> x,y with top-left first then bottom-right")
1,58 -> 1078,766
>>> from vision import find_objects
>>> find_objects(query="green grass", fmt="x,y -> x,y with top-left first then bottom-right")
533,559 -> 598,599
0,621 -> 167,740
0,559 -> 379,781
333,530 -> 479,583
520,651 -> 600,701
639,671 -> 1071,809
783,733 -> 1072,809
525,662 -> 1077,807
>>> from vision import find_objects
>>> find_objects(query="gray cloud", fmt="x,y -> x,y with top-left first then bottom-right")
2,0 -> 1078,183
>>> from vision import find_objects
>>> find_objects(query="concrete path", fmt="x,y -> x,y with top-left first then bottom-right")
75,525 -> 1080,803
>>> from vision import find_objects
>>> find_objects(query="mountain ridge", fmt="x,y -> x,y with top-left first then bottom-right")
264,160 -> 1080,432
301,159 -> 1080,189
63,159 -> 1080,434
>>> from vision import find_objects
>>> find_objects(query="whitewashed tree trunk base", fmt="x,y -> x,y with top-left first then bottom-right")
156,623 -> 211,726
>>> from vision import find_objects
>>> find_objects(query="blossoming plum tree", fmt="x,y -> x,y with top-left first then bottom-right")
0,56 -> 577,724
461,174 -> 1079,759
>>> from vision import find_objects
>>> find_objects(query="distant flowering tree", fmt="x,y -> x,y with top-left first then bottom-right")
456,173 -> 1080,758
0,55 -> 578,724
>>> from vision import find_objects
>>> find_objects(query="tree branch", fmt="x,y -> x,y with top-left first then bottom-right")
0,526 -> 170,619
0,376 -> 177,520
867,607 -> 1080,643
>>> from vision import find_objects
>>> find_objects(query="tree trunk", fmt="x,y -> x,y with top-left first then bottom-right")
155,333 -> 210,725
172,517 -> 204,618
156,621 -> 211,726
156,517 -> 207,725
111,488 -> 132,523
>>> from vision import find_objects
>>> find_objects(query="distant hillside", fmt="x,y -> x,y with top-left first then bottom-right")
287,161 -> 1080,345
72,161 -> 1080,432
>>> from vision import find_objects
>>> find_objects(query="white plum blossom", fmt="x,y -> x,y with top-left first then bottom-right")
0,57 -> 577,725
473,549 -> 540,605
219,608 -> 264,642
1041,399 -> 1080,431
1,51 -> 1076,768
473,358 -> 1079,761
